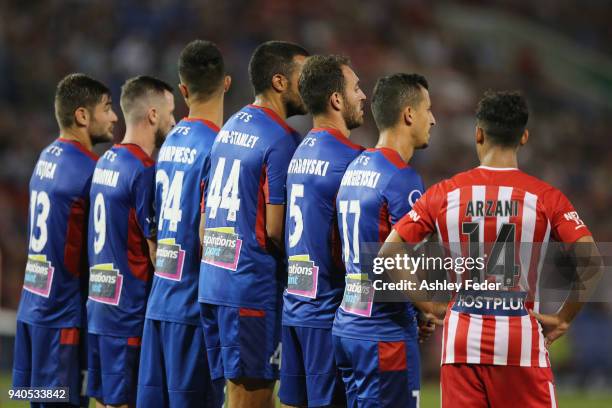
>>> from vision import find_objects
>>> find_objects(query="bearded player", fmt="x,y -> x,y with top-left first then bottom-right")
387,90 -> 601,407
86,76 -> 175,407
279,55 -> 366,407
199,41 -> 309,407
333,73 -> 435,407
13,73 -> 117,407
137,40 -> 230,408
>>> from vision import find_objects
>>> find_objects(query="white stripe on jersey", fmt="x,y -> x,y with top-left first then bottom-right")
466,314 -> 482,364
444,310 -> 460,364
519,192 -> 537,291
446,189 -> 461,284
520,314 -> 533,366
472,186 -> 486,282
497,186 -> 513,233
548,381 -> 557,407
493,315 -> 509,365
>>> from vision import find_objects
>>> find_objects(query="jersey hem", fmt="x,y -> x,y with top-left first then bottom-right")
198,297 -> 279,311
144,312 -> 200,326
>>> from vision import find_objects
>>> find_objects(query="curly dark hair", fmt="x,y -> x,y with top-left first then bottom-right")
178,40 -> 225,102
476,90 -> 529,147
298,55 -> 350,116
371,73 -> 429,131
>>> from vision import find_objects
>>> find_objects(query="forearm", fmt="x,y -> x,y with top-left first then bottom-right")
557,236 -> 603,323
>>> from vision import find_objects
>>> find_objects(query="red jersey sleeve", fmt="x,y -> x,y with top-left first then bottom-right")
393,183 -> 440,243
545,188 -> 592,243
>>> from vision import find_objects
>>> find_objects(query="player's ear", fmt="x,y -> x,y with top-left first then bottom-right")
178,83 -> 189,100
403,106 -> 413,126
74,107 -> 89,127
330,91 -> 342,112
519,129 -> 529,146
475,126 -> 485,145
271,74 -> 286,93
148,107 -> 158,126
223,75 -> 232,93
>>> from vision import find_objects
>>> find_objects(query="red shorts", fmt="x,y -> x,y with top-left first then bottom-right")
441,364 -> 558,408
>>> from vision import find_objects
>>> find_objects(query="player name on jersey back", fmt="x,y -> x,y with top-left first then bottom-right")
146,118 -> 219,326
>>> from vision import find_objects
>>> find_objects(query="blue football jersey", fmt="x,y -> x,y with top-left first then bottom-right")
17,138 -> 98,328
86,144 -> 156,337
199,104 -> 300,310
146,118 -> 219,325
282,128 -> 363,328
332,148 -> 425,341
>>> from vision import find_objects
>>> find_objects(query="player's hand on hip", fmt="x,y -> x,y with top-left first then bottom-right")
529,310 -> 570,348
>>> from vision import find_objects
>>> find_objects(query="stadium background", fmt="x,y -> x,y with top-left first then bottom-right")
0,0 -> 610,406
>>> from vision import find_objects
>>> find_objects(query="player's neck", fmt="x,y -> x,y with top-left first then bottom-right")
252,94 -> 287,120
376,129 -> 414,163
313,114 -> 350,138
122,125 -> 155,157
59,127 -> 93,152
479,147 -> 519,169
188,96 -> 224,129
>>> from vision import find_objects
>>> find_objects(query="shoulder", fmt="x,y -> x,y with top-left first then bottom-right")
116,144 -> 155,168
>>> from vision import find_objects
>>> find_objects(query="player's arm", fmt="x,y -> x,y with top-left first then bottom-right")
266,203 -> 285,254
383,173 -> 445,326
262,137 -> 295,257
531,235 -> 602,347
380,182 -> 445,324
134,166 -> 157,267
147,238 -> 157,266
531,191 -> 603,346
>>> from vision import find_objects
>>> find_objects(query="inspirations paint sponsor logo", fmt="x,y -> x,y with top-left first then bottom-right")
286,254 -> 319,299
23,254 -> 54,297
88,263 -> 123,306
202,227 -> 242,271
154,238 -> 186,281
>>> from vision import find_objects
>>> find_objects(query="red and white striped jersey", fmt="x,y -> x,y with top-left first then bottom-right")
394,166 -> 592,367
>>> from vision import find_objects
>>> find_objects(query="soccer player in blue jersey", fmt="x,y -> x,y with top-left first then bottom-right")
279,55 -> 366,408
199,41 -> 309,407
13,73 -> 117,407
86,76 -> 175,408
333,73 -> 435,408
137,40 -> 231,408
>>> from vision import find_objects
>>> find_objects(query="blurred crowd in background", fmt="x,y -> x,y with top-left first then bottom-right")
0,0 -> 610,388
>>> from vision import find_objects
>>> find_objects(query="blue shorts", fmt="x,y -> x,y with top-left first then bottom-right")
12,321 -> 87,407
279,325 -> 345,407
87,333 -> 141,405
137,318 -> 225,408
200,303 -> 281,380
332,334 -> 421,408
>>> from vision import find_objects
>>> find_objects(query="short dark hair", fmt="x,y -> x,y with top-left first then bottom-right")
248,41 -> 309,96
54,73 -> 110,128
476,90 -> 529,147
178,40 -> 225,101
120,75 -> 173,120
298,55 -> 350,116
371,73 -> 429,131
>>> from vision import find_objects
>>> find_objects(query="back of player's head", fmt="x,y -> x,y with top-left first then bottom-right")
298,54 -> 350,116
248,41 -> 309,96
178,40 -> 225,102
120,75 -> 174,122
54,73 -> 111,129
371,73 -> 429,131
476,90 -> 529,147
